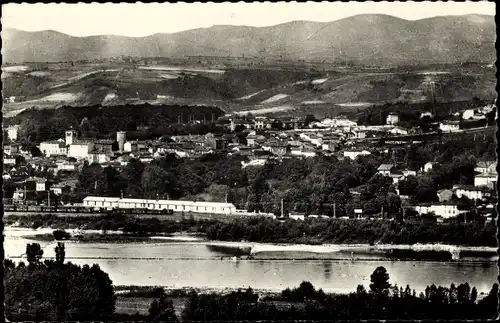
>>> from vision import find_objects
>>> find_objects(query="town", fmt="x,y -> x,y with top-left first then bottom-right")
3,99 -> 497,223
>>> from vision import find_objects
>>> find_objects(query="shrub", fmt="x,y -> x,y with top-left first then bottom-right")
53,230 -> 71,241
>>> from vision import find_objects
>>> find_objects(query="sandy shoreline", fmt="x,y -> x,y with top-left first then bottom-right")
205,241 -> 497,254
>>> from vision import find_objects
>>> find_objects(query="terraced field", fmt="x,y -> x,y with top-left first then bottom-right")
2,62 -> 495,118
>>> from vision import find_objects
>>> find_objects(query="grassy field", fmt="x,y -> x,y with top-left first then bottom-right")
115,296 -> 188,318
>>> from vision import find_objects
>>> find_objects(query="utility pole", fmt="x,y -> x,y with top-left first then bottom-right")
281,199 -> 284,218
381,205 -> 384,220
47,190 -> 50,207
333,202 -> 336,218
121,190 -> 124,199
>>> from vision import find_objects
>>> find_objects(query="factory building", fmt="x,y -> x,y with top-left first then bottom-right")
83,196 -> 237,215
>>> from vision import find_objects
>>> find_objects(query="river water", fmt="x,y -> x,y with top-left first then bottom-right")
4,229 -> 498,295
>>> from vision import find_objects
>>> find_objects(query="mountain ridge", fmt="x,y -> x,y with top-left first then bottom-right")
2,14 -> 495,65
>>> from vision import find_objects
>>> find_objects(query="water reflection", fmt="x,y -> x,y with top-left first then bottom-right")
4,238 -> 497,294
323,261 -> 332,280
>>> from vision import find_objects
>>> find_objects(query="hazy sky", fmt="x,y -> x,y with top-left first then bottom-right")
2,1 -> 496,37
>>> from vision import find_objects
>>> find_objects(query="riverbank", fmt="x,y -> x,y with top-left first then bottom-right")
206,241 -> 498,256
5,213 -> 497,247
5,226 -> 497,261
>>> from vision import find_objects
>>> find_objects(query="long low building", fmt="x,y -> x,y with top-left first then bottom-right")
83,196 -> 237,215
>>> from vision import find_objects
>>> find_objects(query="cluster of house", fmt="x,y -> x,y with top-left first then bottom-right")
398,161 -> 497,219
439,103 -> 495,132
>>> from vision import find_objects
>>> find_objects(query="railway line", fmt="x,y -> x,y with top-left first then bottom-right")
3,204 -> 174,216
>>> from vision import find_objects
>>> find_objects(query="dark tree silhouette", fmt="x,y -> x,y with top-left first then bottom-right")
26,243 -> 43,265
370,266 -> 391,297
55,242 -> 65,265
148,295 -> 178,322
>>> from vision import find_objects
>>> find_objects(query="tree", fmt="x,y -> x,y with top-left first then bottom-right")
477,283 -> 498,319
369,266 -> 391,297
356,284 -> 367,296
26,243 -> 43,265
5,244 -> 116,321
304,114 -> 318,126
297,281 -> 316,301
149,295 -> 178,322
141,164 -> 170,199
55,242 -> 65,265
470,287 -> 478,303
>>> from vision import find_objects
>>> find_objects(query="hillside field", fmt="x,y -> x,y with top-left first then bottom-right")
2,62 -> 495,118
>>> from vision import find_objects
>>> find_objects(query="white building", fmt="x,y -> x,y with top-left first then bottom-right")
80,197 -> 238,215
475,161 -> 496,174
453,185 -> 485,201
354,208 -> 364,219
291,148 -> 317,158
402,170 -> 417,177
83,197 -> 121,209
56,162 -> 77,172
412,204 -> 463,219
88,153 -> 111,164
39,140 -> 68,157
439,121 -> 460,132
7,125 -> 20,141
474,173 -> 497,188
386,112 -> 399,125
343,149 -> 371,160
389,126 -> 409,136
3,155 -> 16,166
319,117 -> 357,129
241,159 -> 267,169
462,109 -> 476,120
377,164 -> 395,176
68,141 -> 95,159
33,178 -> 47,192
390,173 -> 404,185
289,214 -> 305,221
65,129 -> 78,145
422,162 -> 438,173
124,141 -> 137,153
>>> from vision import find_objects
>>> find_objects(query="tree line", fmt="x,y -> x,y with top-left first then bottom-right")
5,212 -> 496,247
205,216 -> 497,247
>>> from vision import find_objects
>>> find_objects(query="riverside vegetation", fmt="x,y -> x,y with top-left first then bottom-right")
4,243 -> 498,321
6,212 -> 496,246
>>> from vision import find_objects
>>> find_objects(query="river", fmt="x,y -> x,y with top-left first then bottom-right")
4,228 -> 498,295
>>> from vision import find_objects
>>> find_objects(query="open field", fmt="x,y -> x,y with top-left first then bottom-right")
115,296 -> 187,317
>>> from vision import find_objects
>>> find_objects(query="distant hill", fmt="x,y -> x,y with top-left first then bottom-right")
2,14 -> 495,66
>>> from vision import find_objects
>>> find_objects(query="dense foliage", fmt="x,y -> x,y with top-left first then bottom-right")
6,104 -> 225,143
180,267 -> 498,320
4,243 -> 116,321
5,213 -> 212,236
6,211 -> 496,247
205,216 -> 497,246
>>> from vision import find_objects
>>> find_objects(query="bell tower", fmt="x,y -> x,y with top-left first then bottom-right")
65,129 -> 78,145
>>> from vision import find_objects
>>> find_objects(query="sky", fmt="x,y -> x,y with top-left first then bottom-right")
2,1 -> 496,37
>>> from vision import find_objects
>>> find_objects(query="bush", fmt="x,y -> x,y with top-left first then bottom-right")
53,230 -> 71,240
